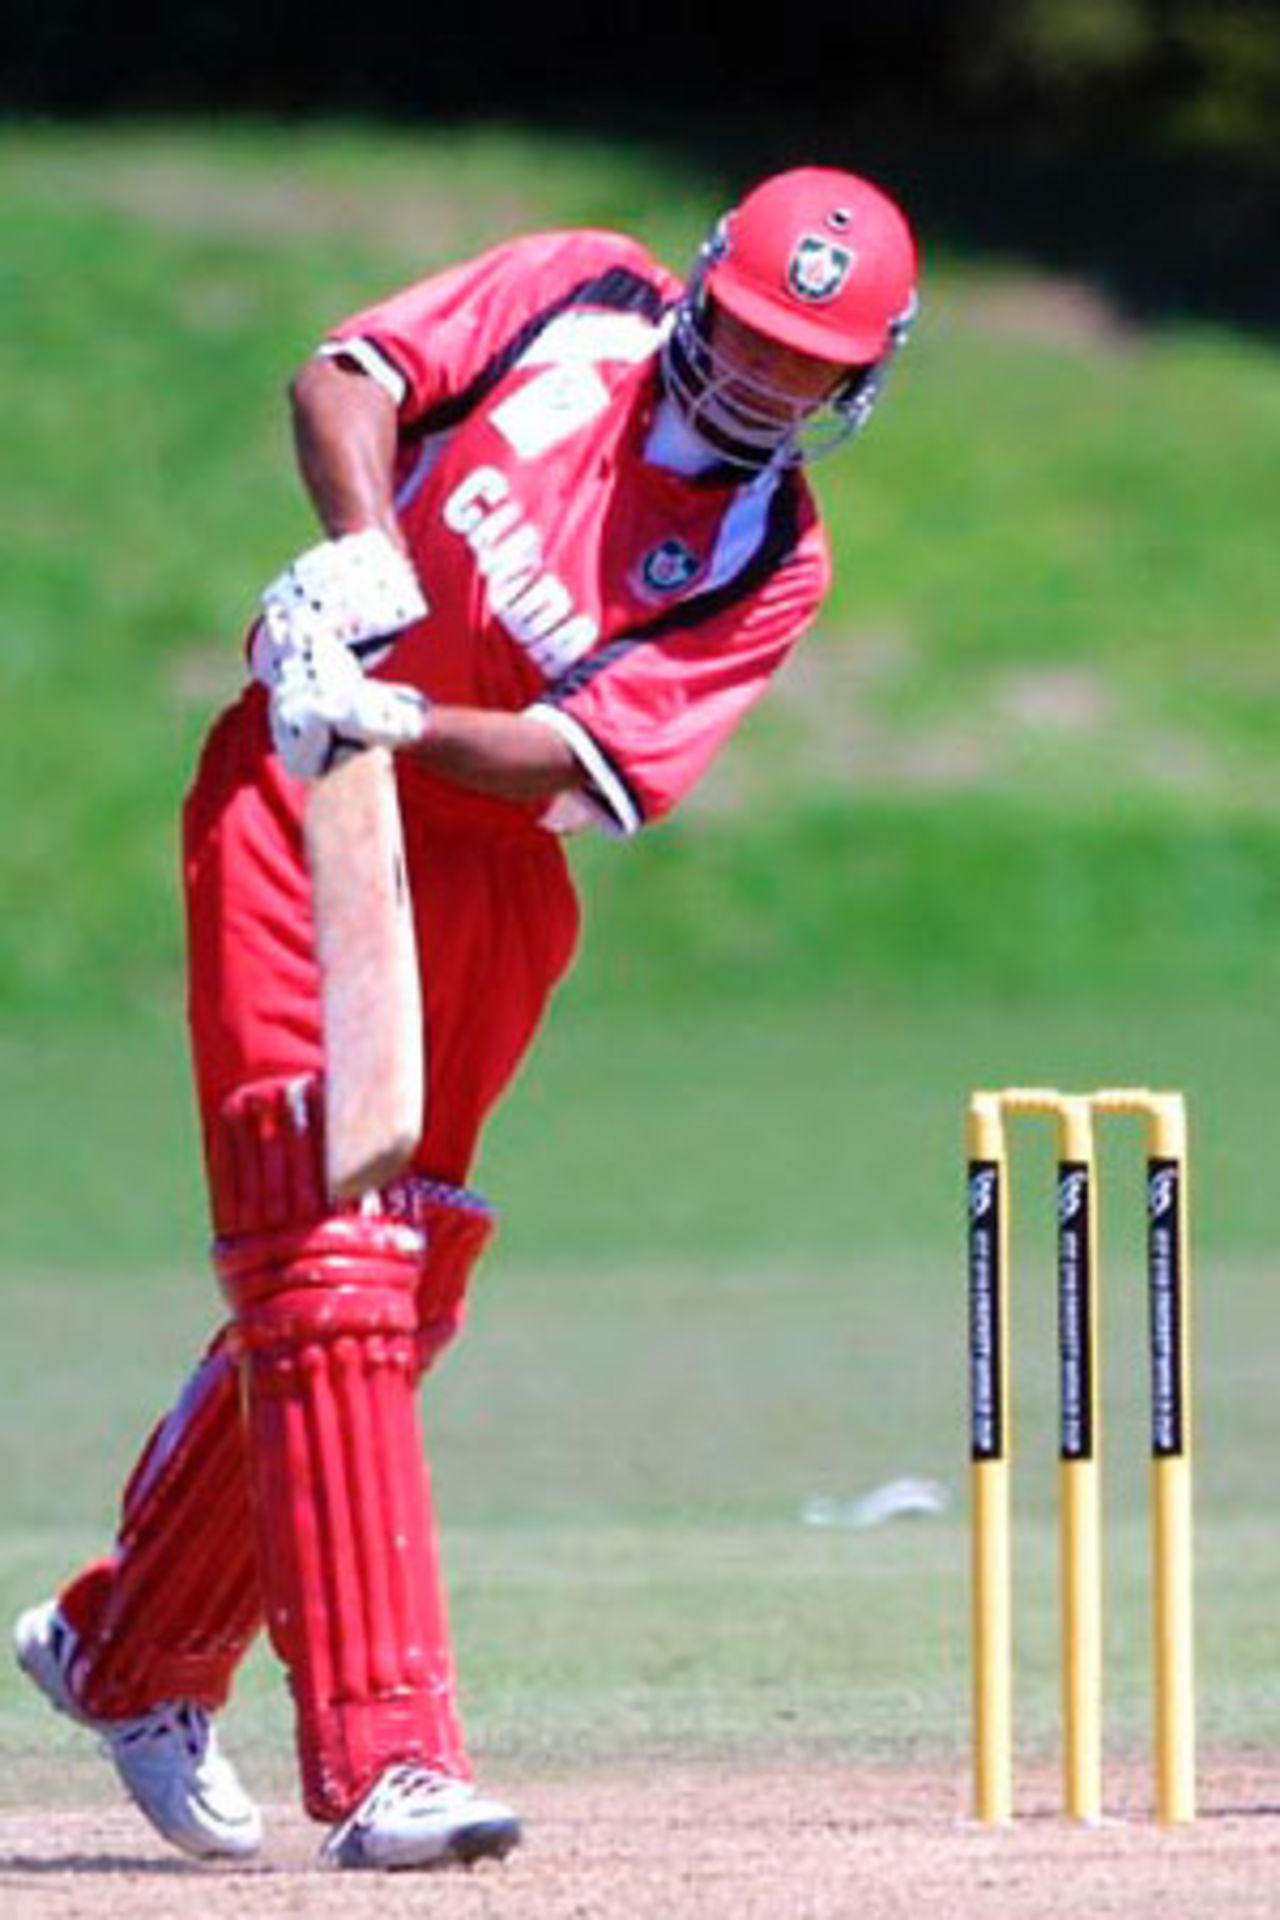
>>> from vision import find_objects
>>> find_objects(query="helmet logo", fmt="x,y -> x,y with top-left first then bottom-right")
787,234 -> 855,305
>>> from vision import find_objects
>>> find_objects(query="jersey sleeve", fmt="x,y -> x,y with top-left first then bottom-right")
320,229 -> 670,426
529,496 -> 831,836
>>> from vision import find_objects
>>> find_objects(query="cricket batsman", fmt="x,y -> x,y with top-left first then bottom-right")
14,165 -> 918,1870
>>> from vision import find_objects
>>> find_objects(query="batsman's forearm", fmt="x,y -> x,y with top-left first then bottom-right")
407,707 -> 580,802
290,356 -> 406,551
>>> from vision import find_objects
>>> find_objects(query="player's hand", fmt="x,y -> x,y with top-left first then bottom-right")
264,615 -> 430,780
256,526 -> 428,671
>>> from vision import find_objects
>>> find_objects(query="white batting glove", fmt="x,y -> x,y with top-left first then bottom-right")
266,616 -> 430,781
255,527 -> 428,674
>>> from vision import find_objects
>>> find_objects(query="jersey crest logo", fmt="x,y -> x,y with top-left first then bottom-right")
788,235 -> 855,304
637,537 -> 702,599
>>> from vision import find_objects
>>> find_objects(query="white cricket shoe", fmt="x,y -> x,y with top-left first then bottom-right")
321,1761 -> 523,1871
13,1599 -> 262,1862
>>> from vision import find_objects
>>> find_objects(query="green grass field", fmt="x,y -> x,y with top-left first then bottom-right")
1,121 -> 1278,1820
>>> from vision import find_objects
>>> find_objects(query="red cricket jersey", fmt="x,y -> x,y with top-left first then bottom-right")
323,229 -> 833,836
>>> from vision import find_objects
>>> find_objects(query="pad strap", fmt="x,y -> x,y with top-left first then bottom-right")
382,1176 -> 497,1372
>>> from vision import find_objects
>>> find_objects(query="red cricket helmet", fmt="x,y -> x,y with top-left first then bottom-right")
662,165 -> 920,471
706,167 -> 918,364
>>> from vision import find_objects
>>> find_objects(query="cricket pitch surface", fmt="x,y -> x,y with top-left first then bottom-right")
4,1761 -> 1280,1917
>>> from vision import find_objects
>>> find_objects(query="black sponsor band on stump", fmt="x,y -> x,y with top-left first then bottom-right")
1058,1161 -> 1094,1463
1148,1157 -> 1186,1458
968,1160 -> 1003,1462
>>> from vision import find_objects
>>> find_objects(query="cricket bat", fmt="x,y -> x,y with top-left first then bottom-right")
303,746 -> 425,1201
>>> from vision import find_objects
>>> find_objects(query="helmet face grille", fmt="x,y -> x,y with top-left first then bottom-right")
660,271 -> 916,472
662,289 -> 815,470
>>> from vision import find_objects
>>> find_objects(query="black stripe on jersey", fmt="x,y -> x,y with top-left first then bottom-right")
543,470 -> 806,712
403,267 -> 669,441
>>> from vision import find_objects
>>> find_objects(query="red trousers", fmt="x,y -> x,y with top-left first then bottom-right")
59,688 -> 580,1817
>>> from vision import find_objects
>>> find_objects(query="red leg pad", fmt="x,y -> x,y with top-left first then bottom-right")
56,1075 -> 339,1718
217,1215 -> 468,1822
382,1177 -> 497,1374
57,1334 -> 261,1717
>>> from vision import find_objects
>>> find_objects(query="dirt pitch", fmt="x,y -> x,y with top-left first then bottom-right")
4,1761 -> 1280,1918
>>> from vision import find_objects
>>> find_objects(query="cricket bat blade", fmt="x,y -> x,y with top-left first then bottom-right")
304,746 -> 424,1201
